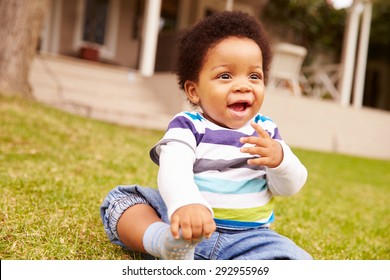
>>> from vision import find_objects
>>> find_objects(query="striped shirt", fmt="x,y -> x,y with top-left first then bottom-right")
150,111 -> 306,228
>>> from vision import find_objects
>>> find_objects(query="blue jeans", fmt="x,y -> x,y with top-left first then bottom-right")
100,185 -> 312,260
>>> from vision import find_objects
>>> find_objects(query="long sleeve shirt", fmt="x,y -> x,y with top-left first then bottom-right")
150,112 -> 307,228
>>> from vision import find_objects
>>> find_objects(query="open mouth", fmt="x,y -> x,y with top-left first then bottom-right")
227,102 -> 251,112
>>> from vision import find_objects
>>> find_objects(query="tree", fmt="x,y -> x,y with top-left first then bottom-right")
0,0 -> 50,99
262,0 -> 389,61
262,0 -> 346,63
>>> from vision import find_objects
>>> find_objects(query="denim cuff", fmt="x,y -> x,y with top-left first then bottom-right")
107,195 -> 149,241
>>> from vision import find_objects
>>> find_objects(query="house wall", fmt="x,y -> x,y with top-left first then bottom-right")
59,0 -> 78,56
154,0 -> 262,72
177,0 -> 198,29
47,0 -> 262,70
155,31 -> 178,72
114,0 -> 141,68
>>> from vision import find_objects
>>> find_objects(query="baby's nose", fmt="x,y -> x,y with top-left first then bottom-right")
233,81 -> 251,93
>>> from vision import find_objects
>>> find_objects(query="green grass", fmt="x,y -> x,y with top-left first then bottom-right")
1,96 -> 389,260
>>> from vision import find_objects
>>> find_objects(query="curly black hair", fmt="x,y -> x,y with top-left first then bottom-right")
175,11 -> 272,91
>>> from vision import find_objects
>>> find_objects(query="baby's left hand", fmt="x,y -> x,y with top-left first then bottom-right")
240,122 -> 283,168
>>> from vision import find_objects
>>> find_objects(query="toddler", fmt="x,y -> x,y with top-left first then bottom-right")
100,11 -> 312,260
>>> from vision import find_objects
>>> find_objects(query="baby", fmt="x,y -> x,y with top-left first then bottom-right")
100,11 -> 312,260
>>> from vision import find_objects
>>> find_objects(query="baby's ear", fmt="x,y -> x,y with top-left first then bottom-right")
184,81 -> 200,105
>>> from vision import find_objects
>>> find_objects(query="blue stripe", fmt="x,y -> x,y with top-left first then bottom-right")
184,112 -> 204,121
255,114 -> 272,123
254,114 -> 282,139
214,212 -> 274,228
195,176 -> 267,194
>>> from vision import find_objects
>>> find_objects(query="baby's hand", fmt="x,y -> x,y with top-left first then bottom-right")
170,204 -> 216,241
240,122 -> 283,168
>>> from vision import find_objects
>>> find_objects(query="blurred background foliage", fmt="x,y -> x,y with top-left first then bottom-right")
262,0 -> 389,63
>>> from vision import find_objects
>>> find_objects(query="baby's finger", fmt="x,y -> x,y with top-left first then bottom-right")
180,219 -> 193,241
247,156 -> 268,166
241,146 -> 267,156
190,216 -> 203,239
170,215 -> 181,239
202,219 -> 216,239
240,135 -> 258,144
250,122 -> 271,139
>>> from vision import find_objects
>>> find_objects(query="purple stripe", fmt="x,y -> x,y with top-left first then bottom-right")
249,126 -> 282,140
167,114 -> 281,146
168,115 -> 203,145
201,127 -> 280,147
201,128 -> 248,147
273,127 -> 282,140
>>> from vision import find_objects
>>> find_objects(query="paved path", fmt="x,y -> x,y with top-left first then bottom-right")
30,54 -> 390,160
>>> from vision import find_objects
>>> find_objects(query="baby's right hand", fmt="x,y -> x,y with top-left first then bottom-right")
170,204 -> 216,241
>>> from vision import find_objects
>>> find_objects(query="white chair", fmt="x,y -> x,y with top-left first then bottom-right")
268,43 -> 307,96
301,63 -> 341,100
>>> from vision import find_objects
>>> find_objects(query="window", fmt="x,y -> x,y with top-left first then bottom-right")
82,0 -> 109,45
74,0 -> 119,59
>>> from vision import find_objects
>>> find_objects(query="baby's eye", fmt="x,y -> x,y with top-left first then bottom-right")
218,73 -> 231,79
249,73 -> 263,80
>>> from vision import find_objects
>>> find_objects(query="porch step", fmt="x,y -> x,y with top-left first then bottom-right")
30,54 -> 174,129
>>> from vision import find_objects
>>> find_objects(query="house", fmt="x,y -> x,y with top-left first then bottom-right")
39,0 -> 389,112
40,0 -> 267,75
32,0 -> 390,159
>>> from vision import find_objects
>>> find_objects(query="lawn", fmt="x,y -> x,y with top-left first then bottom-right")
1,96 -> 389,260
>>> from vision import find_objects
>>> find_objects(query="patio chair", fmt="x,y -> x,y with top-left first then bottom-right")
301,64 -> 341,100
267,43 -> 307,96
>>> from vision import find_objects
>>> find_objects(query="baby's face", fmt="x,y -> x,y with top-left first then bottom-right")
185,36 -> 265,129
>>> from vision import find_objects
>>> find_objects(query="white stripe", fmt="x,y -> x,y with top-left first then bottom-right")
162,128 -> 196,149
196,168 -> 266,181
196,143 -> 253,160
201,191 -> 273,209
203,116 -> 257,135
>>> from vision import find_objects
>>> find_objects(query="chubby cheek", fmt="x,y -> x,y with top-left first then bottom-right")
203,102 -> 225,119
202,91 -> 226,108
256,96 -> 264,109
255,90 -> 265,106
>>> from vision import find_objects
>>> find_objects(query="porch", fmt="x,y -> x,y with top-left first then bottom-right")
30,54 -> 390,160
